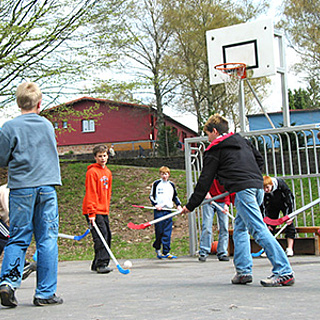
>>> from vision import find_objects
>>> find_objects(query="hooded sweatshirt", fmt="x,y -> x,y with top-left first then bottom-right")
186,133 -> 264,212
82,163 -> 112,218
209,179 -> 232,205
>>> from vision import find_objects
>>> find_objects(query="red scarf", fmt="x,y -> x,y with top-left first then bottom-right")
205,132 -> 234,151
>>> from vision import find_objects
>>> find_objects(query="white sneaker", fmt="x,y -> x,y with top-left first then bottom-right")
286,248 -> 294,257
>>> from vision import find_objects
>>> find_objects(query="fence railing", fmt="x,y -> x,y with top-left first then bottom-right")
184,123 -> 320,256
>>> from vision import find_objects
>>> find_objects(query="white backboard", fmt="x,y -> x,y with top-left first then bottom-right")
206,19 -> 276,85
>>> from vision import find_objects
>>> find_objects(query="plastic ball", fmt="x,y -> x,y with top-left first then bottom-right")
123,260 -> 132,269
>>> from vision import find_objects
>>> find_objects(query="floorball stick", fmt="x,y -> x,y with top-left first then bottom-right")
263,198 -> 320,226
92,221 -> 130,275
207,200 -> 235,221
200,192 -> 230,206
128,193 -> 231,230
251,223 -> 288,257
132,205 -> 178,211
58,228 -> 90,241
127,209 -> 183,230
33,228 -> 91,262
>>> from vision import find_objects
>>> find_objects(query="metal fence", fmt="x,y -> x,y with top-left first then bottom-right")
184,123 -> 320,256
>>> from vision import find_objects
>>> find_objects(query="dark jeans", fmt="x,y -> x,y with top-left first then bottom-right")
152,210 -> 173,255
86,214 -> 111,269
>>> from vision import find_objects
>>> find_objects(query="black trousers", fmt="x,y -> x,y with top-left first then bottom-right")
267,207 -> 296,239
86,214 -> 111,268
0,219 -> 9,255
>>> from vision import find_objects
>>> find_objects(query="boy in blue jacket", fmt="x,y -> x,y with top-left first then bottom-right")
0,82 -> 62,307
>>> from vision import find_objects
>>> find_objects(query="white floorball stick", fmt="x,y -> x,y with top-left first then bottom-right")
128,209 -> 182,230
208,200 -> 235,221
92,220 -> 130,275
132,205 -> 178,211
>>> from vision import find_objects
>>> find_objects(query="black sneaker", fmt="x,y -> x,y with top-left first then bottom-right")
0,284 -> 18,308
218,255 -> 229,261
22,262 -> 37,280
260,273 -> 295,287
33,294 -> 63,306
231,273 -> 253,285
198,255 -> 207,262
96,266 -> 113,274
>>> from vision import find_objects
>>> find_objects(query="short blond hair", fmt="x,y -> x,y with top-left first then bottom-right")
16,82 -> 42,111
263,175 -> 273,187
159,166 -> 170,175
203,114 -> 229,135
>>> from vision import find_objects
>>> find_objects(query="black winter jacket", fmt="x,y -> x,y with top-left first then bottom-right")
260,177 -> 295,218
186,133 -> 264,212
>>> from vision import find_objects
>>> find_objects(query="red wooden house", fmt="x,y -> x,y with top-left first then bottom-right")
43,97 -> 198,156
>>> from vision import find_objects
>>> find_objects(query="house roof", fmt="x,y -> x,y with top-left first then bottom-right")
45,96 -> 151,111
45,96 -> 198,135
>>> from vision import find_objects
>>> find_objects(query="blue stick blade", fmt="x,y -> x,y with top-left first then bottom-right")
251,249 -> 264,257
74,229 -> 90,241
117,264 -> 130,274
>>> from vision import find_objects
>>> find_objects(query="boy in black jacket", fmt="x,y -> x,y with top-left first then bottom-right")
181,114 -> 294,287
261,176 -> 296,256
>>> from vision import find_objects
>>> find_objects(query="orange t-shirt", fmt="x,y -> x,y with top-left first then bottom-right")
82,163 -> 112,219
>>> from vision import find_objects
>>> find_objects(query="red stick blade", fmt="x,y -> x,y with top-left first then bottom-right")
132,205 -> 143,208
263,216 -> 287,226
127,222 -> 151,230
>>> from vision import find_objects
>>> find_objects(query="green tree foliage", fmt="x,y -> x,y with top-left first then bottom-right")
279,0 -> 320,88
0,0 -> 99,108
288,83 -> 320,110
306,79 -> 320,109
156,125 -> 179,157
288,88 -> 311,110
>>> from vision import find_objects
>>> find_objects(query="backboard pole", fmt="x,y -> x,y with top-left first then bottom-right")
245,79 -> 276,129
239,79 -> 246,132
275,30 -> 290,127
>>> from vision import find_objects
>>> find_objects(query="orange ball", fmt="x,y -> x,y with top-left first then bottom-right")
211,241 -> 218,254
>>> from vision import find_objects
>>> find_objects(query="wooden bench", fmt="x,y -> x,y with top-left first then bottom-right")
227,226 -> 320,256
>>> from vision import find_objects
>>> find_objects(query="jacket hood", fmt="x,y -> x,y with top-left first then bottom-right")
206,132 -> 243,151
87,163 -> 105,170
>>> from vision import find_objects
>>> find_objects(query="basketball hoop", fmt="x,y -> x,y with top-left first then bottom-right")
214,63 -> 246,96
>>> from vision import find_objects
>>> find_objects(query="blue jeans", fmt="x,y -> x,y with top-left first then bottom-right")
0,186 -> 59,299
199,202 -> 229,257
233,188 -> 293,276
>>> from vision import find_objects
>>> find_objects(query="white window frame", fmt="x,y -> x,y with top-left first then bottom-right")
62,121 -> 68,129
82,119 -> 95,133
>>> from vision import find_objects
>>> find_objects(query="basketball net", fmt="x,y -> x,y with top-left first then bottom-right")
214,63 -> 246,96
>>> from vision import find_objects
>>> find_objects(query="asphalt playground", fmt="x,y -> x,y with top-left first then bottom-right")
1,255 -> 319,320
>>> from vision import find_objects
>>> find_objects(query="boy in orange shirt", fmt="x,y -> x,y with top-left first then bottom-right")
83,145 -> 113,274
